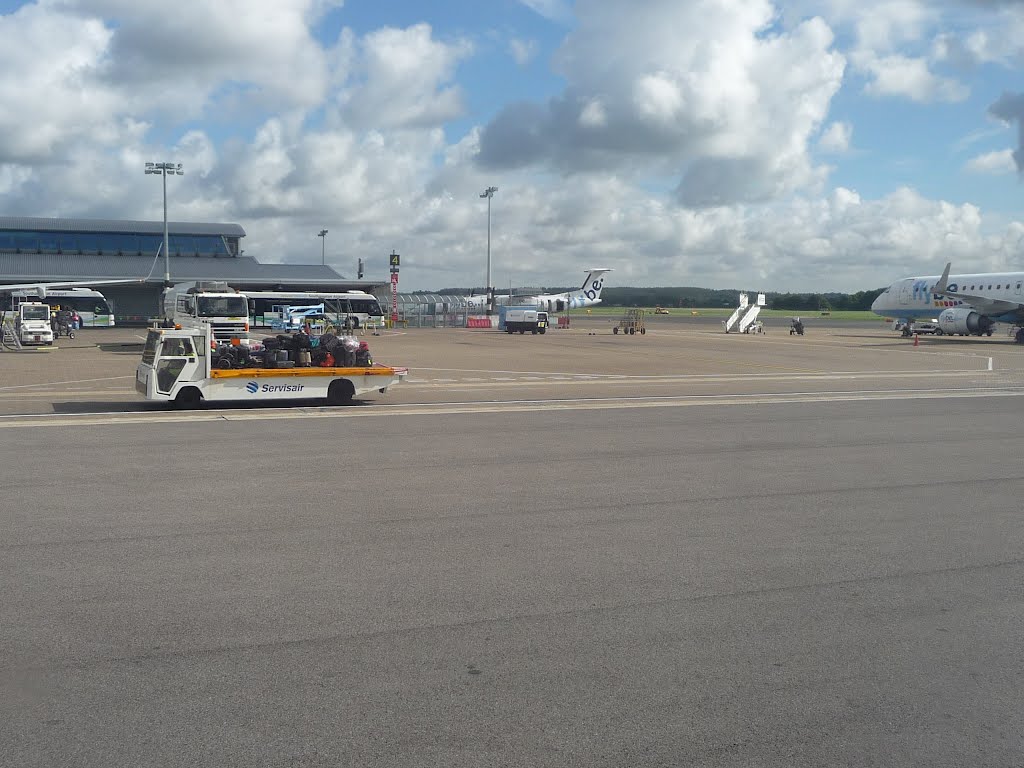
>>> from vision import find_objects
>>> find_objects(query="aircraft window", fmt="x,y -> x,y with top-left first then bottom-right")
988,285 -> 992,290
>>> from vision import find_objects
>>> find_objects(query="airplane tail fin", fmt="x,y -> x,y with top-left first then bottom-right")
580,268 -> 612,291
934,262 -> 952,295
577,268 -> 612,303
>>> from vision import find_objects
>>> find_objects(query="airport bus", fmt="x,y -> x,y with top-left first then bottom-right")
246,290 -> 385,329
8,288 -> 115,327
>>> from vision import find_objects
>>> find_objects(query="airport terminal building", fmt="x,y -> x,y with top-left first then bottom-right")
0,216 -> 383,322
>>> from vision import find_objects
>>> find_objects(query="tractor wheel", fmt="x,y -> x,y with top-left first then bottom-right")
173,387 -> 202,409
327,379 -> 356,405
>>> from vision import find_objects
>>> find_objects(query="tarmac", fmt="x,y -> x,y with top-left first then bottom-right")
3,315 -> 1024,766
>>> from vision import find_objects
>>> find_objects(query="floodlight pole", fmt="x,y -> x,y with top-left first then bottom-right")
480,186 -> 498,315
318,229 -> 328,266
145,161 -> 183,316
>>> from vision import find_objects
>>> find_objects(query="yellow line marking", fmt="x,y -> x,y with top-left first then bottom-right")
209,366 -> 404,379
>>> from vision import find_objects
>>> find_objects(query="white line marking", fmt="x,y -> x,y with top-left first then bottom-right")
0,375 -> 133,391
2,387 -> 1024,429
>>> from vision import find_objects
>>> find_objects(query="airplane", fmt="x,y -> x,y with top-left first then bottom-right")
466,268 -> 612,312
871,262 -> 1024,341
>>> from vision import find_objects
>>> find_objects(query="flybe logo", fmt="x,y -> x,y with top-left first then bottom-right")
582,278 -> 604,301
912,278 -> 964,308
245,381 -> 304,394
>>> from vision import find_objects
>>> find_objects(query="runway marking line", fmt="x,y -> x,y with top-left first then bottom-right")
0,375 -> 133,391
3,386 -> 1024,429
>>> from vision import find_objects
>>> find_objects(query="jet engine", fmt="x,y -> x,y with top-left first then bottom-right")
938,307 -> 994,336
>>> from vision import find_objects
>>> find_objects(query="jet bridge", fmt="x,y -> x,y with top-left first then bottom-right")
723,292 -> 766,333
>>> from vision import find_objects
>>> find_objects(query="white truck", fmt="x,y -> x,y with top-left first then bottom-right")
136,324 -> 407,408
504,308 -> 548,334
15,302 -> 55,345
167,282 -> 250,343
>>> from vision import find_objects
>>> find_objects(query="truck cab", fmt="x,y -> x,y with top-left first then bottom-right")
168,282 -> 249,343
16,302 -> 54,345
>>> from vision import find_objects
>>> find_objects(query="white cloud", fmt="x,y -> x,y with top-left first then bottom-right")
339,24 -> 473,129
931,6 -> 1024,68
579,99 -> 607,128
965,149 -> 1015,175
818,121 -> 852,153
478,1 -> 845,207
787,1 -> 990,105
850,0 -> 932,52
76,0 -> 334,111
0,3 -> 120,162
509,37 -> 538,66
516,0 -> 573,24
858,52 -> 968,102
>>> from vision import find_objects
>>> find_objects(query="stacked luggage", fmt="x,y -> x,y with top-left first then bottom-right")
313,333 -> 372,367
210,332 -> 372,370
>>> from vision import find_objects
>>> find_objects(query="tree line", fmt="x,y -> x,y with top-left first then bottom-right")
437,285 -> 886,311
598,287 -> 885,311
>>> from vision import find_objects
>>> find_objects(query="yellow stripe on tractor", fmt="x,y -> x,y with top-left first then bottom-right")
209,366 -> 405,379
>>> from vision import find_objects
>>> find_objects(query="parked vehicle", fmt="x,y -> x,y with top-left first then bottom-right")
166,281 -> 250,343
136,323 -> 407,408
504,308 -> 548,334
14,302 -> 54,345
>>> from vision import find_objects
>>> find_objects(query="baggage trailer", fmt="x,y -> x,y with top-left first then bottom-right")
613,309 -> 646,335
136,325 -> 407,408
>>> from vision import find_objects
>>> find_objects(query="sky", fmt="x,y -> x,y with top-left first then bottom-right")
1,0 -> 1023,293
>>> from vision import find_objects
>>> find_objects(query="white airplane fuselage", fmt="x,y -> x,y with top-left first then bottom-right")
467,269 -> 611,312
871,266 -> 1024,337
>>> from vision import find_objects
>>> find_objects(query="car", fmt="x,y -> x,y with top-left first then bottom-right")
911,322 -> 943,335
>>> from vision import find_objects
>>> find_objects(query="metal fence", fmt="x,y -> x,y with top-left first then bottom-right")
380,293 -> 473,328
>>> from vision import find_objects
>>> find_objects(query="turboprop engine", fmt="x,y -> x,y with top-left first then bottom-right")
938,307 -> 994,336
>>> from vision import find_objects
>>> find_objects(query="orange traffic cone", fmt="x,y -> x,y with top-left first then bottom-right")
913,333 -> 919,347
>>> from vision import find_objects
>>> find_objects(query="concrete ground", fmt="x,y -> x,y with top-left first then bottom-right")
2,317 -> 1024,767
0,314 -> 1020,415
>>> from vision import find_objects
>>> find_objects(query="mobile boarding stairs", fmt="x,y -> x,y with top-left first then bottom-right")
2,315 -> 23,350
723,292 -> 766,334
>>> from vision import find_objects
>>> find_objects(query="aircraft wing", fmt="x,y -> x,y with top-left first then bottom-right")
932,262 -> 1024,317
0,278 -> 145,297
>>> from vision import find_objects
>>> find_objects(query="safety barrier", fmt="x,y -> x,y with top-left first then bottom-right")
467,316 -> 494,328
557,316 -> 570,329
